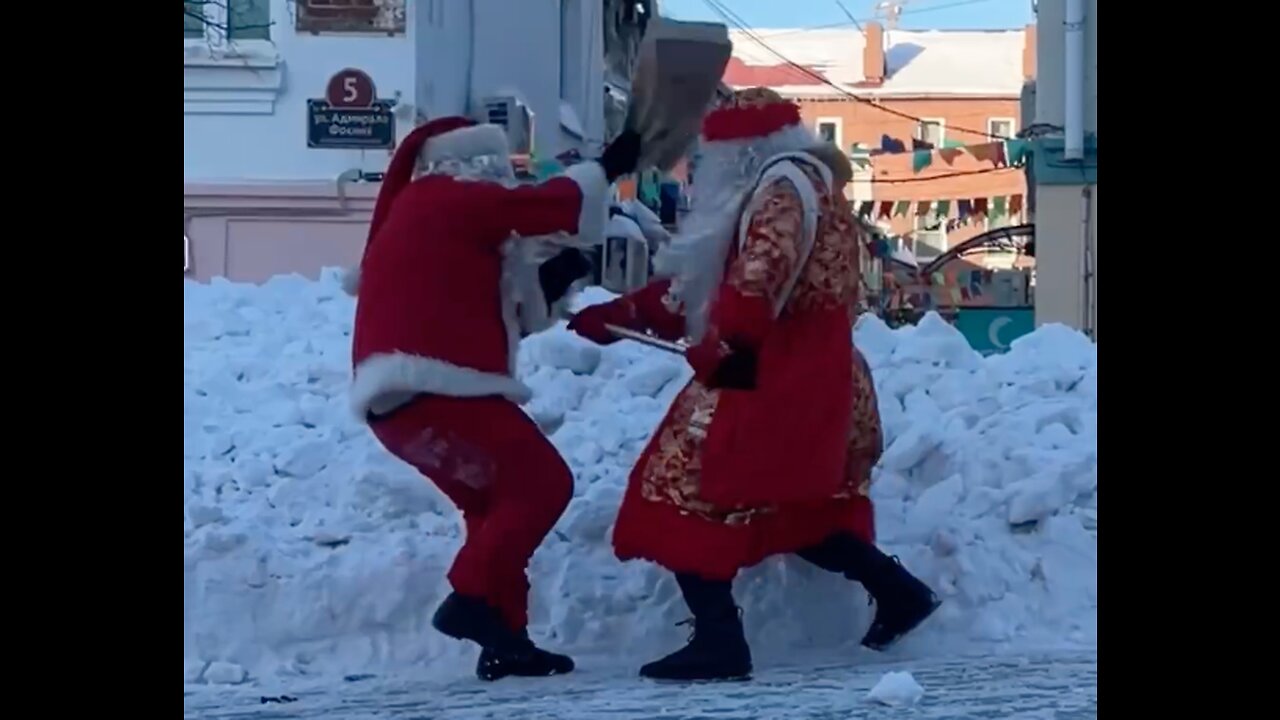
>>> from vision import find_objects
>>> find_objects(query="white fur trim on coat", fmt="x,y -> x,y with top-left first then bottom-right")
350,352 -> 532,420
422,123 -> 511,165
563,161 -> 610,245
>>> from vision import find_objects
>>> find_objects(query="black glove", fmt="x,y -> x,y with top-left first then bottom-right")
539,248 -> 593,308
708,346 -> 758,390
598,129 -> 642,183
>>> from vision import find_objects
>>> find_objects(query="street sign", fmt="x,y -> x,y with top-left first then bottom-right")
954,306 -> 1035,356
308,69 -> 395,150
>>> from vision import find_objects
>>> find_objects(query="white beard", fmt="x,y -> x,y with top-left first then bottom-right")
653,123 -> 818,342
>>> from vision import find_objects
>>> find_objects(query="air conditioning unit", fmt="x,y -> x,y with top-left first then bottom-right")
480,96 -> 532,155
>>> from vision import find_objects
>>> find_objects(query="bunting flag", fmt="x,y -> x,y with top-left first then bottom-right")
852,194 -> 1027,266
849,194 -> 1026,229
859,137 -> 1035,174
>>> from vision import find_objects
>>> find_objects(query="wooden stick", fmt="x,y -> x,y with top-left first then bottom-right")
602,323 -> 687,355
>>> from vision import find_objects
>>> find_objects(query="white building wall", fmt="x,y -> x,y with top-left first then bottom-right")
184,0 -> 607,183
1033,0 -> 1098,135
1032,0 -> 1098,338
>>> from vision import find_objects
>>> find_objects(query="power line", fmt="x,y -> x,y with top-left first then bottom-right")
755,0 -> 1000,39
870,166 -> 1020,183
703,0 -> 1015,140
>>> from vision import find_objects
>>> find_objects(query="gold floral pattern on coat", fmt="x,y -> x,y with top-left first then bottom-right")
638,382 -> 765,526
637,161 -> 881,525
725,177 -> 802,303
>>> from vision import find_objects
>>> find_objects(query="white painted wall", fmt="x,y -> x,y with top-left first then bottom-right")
1031,0 -> 1098,338
184,0 -> 609,183
1033,0 -> 1098,134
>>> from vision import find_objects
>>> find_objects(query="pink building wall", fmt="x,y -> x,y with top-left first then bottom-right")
183,182 -> 380,283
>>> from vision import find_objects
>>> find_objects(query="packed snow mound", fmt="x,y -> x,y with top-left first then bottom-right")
184,273 -> 1097,685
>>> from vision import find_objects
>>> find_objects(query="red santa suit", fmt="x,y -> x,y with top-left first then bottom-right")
574,100 -> 883,581
347,117 -> 610,631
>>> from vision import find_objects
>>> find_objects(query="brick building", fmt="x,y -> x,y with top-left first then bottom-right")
722,22 -> 1035,271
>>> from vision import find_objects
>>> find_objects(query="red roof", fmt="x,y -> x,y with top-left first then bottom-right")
721,56 -> 828,87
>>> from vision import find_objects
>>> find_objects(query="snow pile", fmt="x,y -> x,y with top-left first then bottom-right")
866,671 -> 925,706
184,275 -> 1097,685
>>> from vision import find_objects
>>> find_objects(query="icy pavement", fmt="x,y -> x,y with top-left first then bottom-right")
183,650 -> 1097,719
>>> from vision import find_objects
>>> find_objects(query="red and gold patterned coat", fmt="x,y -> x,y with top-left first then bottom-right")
603,162 -> 884,580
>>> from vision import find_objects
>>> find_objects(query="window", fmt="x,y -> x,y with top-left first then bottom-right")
296,0 -> 405,34
915,119 -> 945,148
987,117 -> 1016,140
183,0 -> 271,42
913,213 -> 947,262
815,117 -> 842,150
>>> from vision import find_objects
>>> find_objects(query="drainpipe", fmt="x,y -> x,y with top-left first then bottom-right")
1063,0 -> 1085,160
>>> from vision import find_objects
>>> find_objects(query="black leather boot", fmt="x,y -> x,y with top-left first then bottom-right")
797,533 -> 941,651
476,629 -> 575,681
639,574 -> 753,682
432,592 -> 575,681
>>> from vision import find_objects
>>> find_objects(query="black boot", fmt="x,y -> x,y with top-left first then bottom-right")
639,574 -> 753,682
432,592 -> 575,681
797,533 -> 941,651
476,630 -> 575,681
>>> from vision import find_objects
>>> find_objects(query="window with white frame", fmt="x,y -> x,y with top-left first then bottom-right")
987,117 -> 1016,140
915,119 -> 945,148
815,117 -> 842,149
913,213 -> 947,261
183,0 -> 271,43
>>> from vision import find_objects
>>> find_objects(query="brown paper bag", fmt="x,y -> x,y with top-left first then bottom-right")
625,18 -> 732,173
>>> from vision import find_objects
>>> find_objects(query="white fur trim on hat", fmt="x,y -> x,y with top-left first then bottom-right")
421,123 -> 511,165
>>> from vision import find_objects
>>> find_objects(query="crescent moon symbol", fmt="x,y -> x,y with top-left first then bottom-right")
988,316 -> 1013,350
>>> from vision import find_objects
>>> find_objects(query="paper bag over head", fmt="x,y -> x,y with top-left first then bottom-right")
624,18 -> 732,173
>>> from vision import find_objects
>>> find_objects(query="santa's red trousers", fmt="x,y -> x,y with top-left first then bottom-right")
369,395 -> 572,631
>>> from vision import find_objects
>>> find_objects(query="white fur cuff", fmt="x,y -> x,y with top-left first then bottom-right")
564,161 -> 610,245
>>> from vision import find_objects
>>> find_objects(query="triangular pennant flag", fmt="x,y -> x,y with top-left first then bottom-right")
991,196 -> 1008,218
967,142 -> 1001,165
932,272 -> 946,287
1008,194 -> 1024,217
915,200 -> 933,217
1005,139 -> 1031,166
878,201 -> 894,219
880,134 -> 906,153
935,199 -> 952,218
893,200 -> 911,218
938,148 -> 963,165
960,286 -> 971,301
973,197 -> 989,216
912,150 -> 933,173
858,201 -> 874,218
958,199 -> 973,219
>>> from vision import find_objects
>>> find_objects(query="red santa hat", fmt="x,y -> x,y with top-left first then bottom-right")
700,87 -> 806,146
341,116 -> 512,296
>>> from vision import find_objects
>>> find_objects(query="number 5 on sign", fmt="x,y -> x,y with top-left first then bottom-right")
326,68 -> 376,109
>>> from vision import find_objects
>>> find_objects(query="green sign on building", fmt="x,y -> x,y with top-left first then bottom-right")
954,307 -> 1036,355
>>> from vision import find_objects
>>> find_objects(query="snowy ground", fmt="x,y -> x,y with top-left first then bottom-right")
184,272 -> 1097,699
184,650 -> 1097,719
